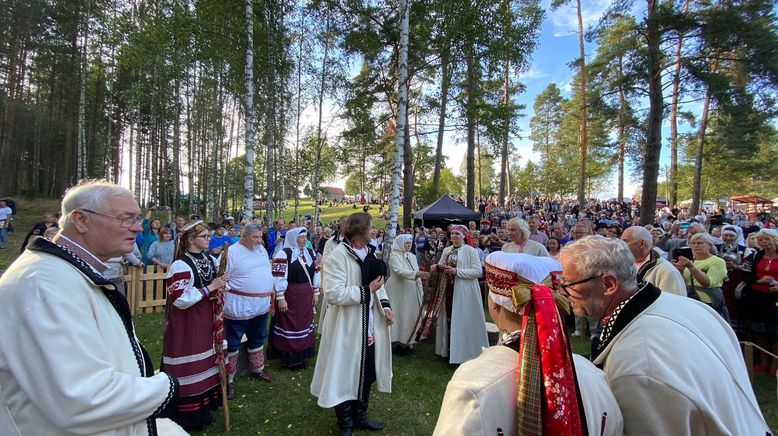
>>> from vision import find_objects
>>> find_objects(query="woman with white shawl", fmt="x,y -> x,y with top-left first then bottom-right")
269,227 -> 319,369
386,234 -> 429,353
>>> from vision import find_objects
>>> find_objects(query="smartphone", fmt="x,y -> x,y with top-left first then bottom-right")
673,247 -> 694,260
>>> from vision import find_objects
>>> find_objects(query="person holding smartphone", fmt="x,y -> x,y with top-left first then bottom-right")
673,232 -> 729,321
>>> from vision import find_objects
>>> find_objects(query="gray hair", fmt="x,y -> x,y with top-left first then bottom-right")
689,232 -> 714,247
60,180 -> 135,229
506,217 -> 530,241
623,226 -> 652,246
241,223 -> 263,237
561,236 -> 638,289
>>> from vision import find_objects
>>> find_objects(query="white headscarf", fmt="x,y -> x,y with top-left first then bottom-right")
283,227 -> 313,266
485,251 -> 562,313
392,234 -> 414,263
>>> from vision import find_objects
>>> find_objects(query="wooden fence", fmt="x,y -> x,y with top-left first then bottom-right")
123,265 -> 168,315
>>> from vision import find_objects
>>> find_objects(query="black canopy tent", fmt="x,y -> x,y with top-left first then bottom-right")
413,195 -> 482,230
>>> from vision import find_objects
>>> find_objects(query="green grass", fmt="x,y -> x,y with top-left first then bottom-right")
0,197 -> 61,272
277,200 -> 401,230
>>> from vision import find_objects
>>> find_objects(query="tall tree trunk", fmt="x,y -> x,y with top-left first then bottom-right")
386,0 -> 410,256
431,39 -> 450,199
575,0 -> 587,207
617,59 -> 626,202
77,0 -> 91,181
668,0 -> 690,208
498,0 -> 510,205
242,0 -> 256,222
293,17 -> 304,220
640,0 -> 663,225
402,108 -> 413,229
312,10 -> 331,228
690,91 -> 712,215
264,1 -> 277,226
464,39 -> 476,210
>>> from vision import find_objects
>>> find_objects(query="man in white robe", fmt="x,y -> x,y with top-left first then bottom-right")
622,226 -> 687,296
560,236 -> 771,436
0,180 -> 182,436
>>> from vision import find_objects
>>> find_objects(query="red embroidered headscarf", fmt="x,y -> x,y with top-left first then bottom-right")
449,224 -> 472,246
484,251 -> 583,436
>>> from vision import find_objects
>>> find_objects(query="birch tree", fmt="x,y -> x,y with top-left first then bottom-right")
243,0 -> 256,222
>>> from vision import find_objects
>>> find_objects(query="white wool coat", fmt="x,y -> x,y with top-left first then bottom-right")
310,242 -> 392,408
0,249 -> 176,435
594,292 -> 770,435
643,256 -> 687,296
385,250 -> 423,344
435,244 -> 489,364
433,346 -> 624,436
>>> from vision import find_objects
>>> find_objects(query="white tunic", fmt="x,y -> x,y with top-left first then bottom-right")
0,249 -> 175,435
435,244 -> 489,364
385,250 -> 423,345
641,256 -> 687,296
594,292 -> 770,435
224,242 -> 273,319
502,239 -> 549,257
310,242 -> 392,408
433,346 -> 623,436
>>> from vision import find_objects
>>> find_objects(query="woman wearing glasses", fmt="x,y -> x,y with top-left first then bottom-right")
162,221 -> 229,431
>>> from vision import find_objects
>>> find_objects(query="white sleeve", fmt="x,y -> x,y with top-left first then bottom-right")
272,250 -> 289,300
6,290 -> 175,433
166,260 -> 207,309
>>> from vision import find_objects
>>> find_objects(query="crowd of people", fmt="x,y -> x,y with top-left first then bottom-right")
0,183 -> 775,435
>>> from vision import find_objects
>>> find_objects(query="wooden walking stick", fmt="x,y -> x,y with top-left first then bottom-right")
214,243 -> 231,432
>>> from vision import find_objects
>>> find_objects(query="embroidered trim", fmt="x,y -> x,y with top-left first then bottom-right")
151,373 -> 178,418
380,298 -> 391,309
272,258 -> 288,277
484,262 -> 518,298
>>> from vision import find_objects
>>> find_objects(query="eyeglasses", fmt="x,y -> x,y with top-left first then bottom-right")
559,274 -> 603,294
80,209 -> 143,228
196,234 -> 211,239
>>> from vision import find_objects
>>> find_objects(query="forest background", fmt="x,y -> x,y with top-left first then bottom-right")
0,0 -> 777,232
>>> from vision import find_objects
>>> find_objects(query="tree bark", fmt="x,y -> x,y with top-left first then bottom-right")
431,39 -> 450,200
402,107 -> 413,229
639,0 -> 663,225
575,0 -> 587,207
312,9 -> 331,228
668,0 -> 690,208
617,59 -> 626,202
465,39 -> 476,210
386,0 -> 410,258
243,0 -> 256,222
690,91 -> 712,215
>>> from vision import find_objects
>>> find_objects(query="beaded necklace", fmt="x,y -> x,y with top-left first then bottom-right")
185,250 -> 215,284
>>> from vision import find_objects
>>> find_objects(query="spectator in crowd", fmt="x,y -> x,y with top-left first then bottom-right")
104,244 -> 144,297
20,212 -> 60,253
547,237 -> 562,261
559,236 -> 769,435
139,205 -> 170,263
673,232 -> 729,321
527,216 -> 548,246
0,198 -> 12,249
502,218 -> 548,257
741,229 -> 778,376
432,225 -> 488,364
621,226 -> 686,296
148,227 -> 176,270
266,217 -> 286,256
208,224 -> 232,255
550,222 -> 570,246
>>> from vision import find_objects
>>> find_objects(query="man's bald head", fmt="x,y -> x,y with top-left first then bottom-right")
621,226 -> 652,262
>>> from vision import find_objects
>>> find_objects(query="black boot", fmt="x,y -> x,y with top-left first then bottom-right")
352,391 -> 385,431
334,401 -> 354,436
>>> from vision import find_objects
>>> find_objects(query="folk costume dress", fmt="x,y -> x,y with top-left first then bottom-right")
385,234 -> 424,345
435,235 -> 489,364
310,241 -> 393,408
269,227 -> 319,369
162,251 -> 223,431
0,236 -> 179,436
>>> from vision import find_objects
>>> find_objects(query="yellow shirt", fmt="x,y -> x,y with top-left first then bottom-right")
683,256 -> 727,288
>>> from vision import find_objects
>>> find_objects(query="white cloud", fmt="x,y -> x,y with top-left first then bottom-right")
519,67 -> 550,81
548,0 -> 611,38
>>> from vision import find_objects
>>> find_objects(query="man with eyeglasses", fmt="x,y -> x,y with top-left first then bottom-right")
0,180 -> 184,435
559,236 -> 770,436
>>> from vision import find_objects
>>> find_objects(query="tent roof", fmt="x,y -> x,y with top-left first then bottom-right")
413,195 -> 481,221
730,195 -> 771,204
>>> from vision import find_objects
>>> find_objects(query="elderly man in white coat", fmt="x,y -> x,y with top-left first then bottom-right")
560,236 -> 771,436
434,252 -> 623,436
385,233 -> 429,353
0,180 -> 185,436
310,213 -> 393,436
621,226 -> 687,296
